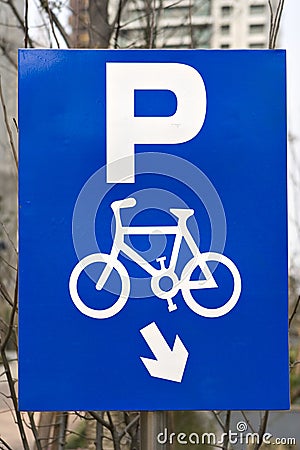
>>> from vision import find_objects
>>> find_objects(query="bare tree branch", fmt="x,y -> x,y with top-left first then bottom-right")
40,0 -> 71,47
289,295 -> 300,328
113,0 -> 124,49
253,411 -> 269,450
0,76 -> 18,171
272,0 -> 285,48
223,411 -> 231,450
211,411 -> 226,432
28,412 -> 43,450
188,0 -> 194,48
268,0 -> 274,48
0,220 -> 17,255
24,0 -> 29,48
42,0 -> 60,47
0,253 -> 17,272
0,42 -> 18,69
119,413 -> 140,439
241,411 -> 256,433
0,280 -> 14,307
1,270 -> 18,351
3,0 -> 34,47
0,437 -> 14,450
268,0 -> 285,49
89,410 -> 113,431
0,272 -> 30,450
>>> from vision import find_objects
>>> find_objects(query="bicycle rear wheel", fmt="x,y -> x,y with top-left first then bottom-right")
181,252 -> 241,318
69,253 -> 130,319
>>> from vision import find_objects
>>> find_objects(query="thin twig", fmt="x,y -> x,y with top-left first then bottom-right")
292,360 -> 300,367
28,412 -> 43,450
119,413 -> 139,439
13,117 -> 18,132
269,0 -> 285,49
241,411 -> 256,433
1,271 -> 18,352
223,411 -> 231,450
4,0 -> 34,46
40,0 -> 71,48
96,413 -> 104,450
114,0 -> 123,49
24,0 -> 29,47
211,411 -> 226,432
106,411 -> 115,430
149,0 -> 156,48
188,0 -> 194,48
75,411 -> 95,421
0,220 -> 17,254
253,411 -> 269,450
89,411 -> 112,431
0,437 -> 14,450
0,76 -> 18,171
0,280 -> 14,307
106,411 -> 121,450
289,295 -> 300,328
0,20 -> 23,28
1,341 -> 30,450
268,0 -> 274,48
272,0 -> 285,48
43,0 -> 60,47
0,43 -> 18,69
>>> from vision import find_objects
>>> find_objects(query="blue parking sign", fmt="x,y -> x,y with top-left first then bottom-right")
19,49 -> 289,410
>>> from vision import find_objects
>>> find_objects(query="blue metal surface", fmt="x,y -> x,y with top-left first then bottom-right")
18,49 -> 288,411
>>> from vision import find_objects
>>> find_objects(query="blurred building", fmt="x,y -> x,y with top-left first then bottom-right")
69,0 -> 90,47
118,0 -> 277,49
0,0 -> 22,169
68,0 -> 277,49
0,5 -> 19,157
211,0 -> 275,49
0,1 -> 21,288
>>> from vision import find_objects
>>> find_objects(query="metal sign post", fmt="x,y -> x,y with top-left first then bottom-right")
140,412 -> 168,450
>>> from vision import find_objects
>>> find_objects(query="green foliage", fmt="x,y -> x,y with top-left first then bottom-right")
65,420 -> 88,449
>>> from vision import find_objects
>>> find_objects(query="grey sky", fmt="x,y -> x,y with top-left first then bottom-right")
281,0 -> 300,262
281,0 -> 300,135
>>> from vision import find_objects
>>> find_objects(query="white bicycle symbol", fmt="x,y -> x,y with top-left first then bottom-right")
69,197 -> 241,319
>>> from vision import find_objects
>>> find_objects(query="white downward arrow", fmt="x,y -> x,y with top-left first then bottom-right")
140,322 -> 189,383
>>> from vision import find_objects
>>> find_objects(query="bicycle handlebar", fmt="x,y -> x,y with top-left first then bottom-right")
111,197 -> 136,211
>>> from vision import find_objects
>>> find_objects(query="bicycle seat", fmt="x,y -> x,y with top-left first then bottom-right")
169,208 -> 194,219
111,197 -> 136,211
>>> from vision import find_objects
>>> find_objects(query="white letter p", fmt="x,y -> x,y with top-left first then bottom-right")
106,62 -> 207,183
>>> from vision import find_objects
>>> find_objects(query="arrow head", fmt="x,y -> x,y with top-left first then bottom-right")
140,323 -> 189,383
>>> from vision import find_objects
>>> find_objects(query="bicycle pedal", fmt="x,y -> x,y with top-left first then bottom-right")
168,302 -> 178,312
156,256 -> 167,269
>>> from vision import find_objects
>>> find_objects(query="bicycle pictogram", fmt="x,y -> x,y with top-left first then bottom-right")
69,197 -> 241,319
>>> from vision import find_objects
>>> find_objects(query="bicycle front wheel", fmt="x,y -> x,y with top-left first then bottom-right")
69,253 -> 130,319
181,252 -> 241,318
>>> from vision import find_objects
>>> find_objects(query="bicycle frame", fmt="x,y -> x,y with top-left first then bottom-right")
96,214 -> 201,290
118,225 -> 181,277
